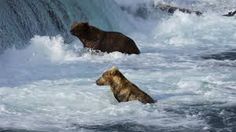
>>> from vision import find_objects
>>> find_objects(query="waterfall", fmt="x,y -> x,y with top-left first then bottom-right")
0,0 -> 132,53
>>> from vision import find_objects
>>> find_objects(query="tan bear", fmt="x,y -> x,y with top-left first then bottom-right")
70,22 -> 140,54
96,66 -> 155,104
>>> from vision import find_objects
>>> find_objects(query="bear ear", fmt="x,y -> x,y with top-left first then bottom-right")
111,66 -> 118,71
71,21 -> 79,29
110,66 -> 119,74
84,22 -> 89,27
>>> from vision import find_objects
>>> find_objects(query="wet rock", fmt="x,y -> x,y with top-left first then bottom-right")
202,49 -> 236,60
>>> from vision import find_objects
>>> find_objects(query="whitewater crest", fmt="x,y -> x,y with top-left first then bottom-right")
0,0 -> 236,132
1,36 -> 74,65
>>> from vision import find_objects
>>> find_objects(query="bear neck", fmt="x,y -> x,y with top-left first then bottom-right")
79,27 -> 106,48
110,76 -> 130,91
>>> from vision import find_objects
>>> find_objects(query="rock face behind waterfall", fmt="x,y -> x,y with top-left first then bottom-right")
156,4 -> 203,16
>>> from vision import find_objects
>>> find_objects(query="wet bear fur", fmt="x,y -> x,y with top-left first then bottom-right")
96,66 -> 155,104
70,22 -> 140,54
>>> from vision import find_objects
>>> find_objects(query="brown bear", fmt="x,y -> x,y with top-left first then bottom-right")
96,66 -> 155,104
70,22 -> 140,54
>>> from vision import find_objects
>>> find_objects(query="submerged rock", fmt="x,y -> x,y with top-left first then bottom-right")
202,49 -> 236,60
223,10 -> 236,17
156,4 -> 202,16
155,4 -> 235,17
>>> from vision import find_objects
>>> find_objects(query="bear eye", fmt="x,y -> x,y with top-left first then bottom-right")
103,71 -> 111,77
102,72 -> 108,77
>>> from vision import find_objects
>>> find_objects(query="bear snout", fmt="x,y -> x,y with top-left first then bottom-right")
70,29 -> 75,35
96,78 -> 103,86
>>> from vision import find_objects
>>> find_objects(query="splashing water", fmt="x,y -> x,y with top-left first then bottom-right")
0,0 -> 236,132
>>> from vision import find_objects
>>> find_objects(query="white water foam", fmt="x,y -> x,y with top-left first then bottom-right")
0,0 -> 236,131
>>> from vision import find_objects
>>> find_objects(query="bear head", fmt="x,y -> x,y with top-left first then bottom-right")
70,22 -> 90,37
96,66 -> 124,86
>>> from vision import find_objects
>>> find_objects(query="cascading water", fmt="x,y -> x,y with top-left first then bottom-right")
0,0 -> 133,53
0,0 -> 236,132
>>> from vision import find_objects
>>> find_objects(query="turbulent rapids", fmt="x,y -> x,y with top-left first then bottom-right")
0,0 -> 236,132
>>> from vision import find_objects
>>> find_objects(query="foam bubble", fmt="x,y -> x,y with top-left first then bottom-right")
29,35 -> 68,62
1,0 -> 236,131
0,35 -> 78,66
152,11 -> 236,49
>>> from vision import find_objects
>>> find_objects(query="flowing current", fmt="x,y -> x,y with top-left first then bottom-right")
0,0 -> 236,132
